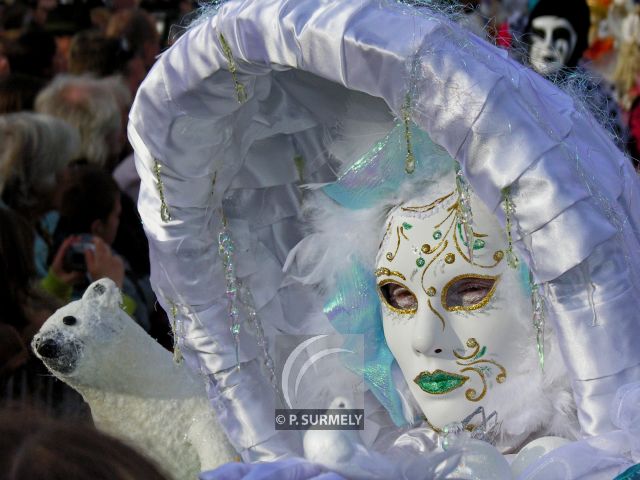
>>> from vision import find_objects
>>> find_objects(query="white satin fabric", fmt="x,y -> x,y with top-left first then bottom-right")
129,0 -> 640,464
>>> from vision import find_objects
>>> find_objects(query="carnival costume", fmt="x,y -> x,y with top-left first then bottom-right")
129,0 -> 640,477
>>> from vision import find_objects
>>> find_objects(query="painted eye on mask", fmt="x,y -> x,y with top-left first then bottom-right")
442,274 -> 499,312
378,280 -> 418,314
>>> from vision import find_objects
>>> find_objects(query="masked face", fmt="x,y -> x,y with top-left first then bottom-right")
529,15 -> 577,76
375,174 -> 529,430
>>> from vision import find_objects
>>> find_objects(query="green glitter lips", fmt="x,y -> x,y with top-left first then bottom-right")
413,369 -> 469,395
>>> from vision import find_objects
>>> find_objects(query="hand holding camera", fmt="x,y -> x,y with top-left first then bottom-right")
52,235 -> 124,288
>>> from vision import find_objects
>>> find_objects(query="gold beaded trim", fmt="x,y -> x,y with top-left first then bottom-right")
219,34 -> 247,104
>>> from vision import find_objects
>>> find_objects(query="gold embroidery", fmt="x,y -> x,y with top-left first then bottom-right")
219,34 -> 247,104
441,274 -> 500,312
445,253 -> 455,264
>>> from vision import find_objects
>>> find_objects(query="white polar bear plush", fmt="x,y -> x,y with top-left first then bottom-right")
32,278 -> 238,480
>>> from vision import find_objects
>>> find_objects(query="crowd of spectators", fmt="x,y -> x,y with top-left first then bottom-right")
0,0 -> 192,420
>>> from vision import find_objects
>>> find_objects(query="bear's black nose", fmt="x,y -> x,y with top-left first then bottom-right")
37,339 -> 60,359
62,316 -> 77,326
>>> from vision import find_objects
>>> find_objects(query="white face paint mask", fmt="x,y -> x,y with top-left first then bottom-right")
529,15 -> 577,76
375,174 -> 530,431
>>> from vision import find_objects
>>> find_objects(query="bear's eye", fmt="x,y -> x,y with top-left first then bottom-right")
63,316 -> 77,326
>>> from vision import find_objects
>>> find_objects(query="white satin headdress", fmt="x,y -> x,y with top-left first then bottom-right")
128,0 -> 640,463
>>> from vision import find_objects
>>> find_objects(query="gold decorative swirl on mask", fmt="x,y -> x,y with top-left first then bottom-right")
434,201 -> 457,229
420,240 -> 449,299
427,299 -> 445,330
441,274 -> 500,312
459,366 -> 488,401
385,225 -> 410,261
453,337 -> 480,360
453,225 -> 504,269
375,267 -> 406,280
401,191 -> 455,213
461,359 -> 507,384
453,338 -> 507,402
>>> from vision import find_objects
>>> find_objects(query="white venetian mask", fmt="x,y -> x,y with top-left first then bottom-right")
529,16 -> 577,76
375,173 -> 530,431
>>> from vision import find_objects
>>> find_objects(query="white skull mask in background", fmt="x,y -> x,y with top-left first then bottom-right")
375,174 -> 531,431
529,15 -> 577,76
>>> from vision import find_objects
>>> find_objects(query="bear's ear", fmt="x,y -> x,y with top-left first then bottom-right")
82,278 -> 123,312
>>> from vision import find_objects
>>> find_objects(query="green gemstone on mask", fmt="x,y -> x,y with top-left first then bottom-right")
416,257 -> 425,267
403,222 -> 413,230
433,230 -> 442,240
473,239 -> 485,249
414,370 -> 468,394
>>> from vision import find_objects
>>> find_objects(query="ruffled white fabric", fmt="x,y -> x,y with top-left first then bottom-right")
129,0 -> 640,464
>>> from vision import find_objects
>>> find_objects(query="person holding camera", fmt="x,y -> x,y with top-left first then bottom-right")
48,165 -> 152,330
42,234 -> 129,310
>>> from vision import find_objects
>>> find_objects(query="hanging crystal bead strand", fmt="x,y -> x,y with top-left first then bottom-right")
530,274 -> 545,371
402,94 -> 415,174
455,161 -> 474,262
502,187 -> 519,269
237,282 -> 278,390
168,300 -> 183,364
218,217 -> 241,368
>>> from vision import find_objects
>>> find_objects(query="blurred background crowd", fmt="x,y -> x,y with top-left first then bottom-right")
0,0 -> 639,475
0,0 -> 196,420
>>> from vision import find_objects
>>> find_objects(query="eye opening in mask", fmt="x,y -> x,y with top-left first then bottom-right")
378,279 -> 418,314
441,274 -> 500,312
